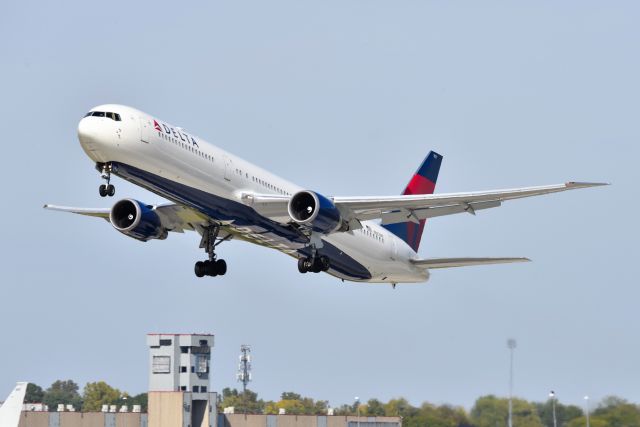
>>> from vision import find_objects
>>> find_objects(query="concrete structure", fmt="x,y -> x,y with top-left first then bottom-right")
147,334 -> 217,427
218,415 -> 401,427
18,413 -> 400,427
19,411 -> 148,427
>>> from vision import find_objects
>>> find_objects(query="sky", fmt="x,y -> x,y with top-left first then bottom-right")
0,0 -> 638,411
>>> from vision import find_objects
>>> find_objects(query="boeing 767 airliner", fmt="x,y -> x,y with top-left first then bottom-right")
45,104 -> 605,285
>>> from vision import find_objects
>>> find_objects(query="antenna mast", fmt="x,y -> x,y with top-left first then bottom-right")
237,345 -> 252,394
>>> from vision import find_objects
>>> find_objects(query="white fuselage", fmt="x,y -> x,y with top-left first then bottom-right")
77,104 -> 429,283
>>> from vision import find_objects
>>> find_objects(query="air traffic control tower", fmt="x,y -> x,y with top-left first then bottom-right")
147,333 -> 217,427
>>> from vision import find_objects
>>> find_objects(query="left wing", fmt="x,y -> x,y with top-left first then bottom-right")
44,203 -> 211,234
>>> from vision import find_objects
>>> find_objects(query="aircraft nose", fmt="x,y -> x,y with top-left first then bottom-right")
77,117 -> 96,145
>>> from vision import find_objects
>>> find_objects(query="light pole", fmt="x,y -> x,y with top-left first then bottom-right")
507,339 -> 517,427
355,397 -> 360,427
549,391 -> 557,427
584,396 -> 590,427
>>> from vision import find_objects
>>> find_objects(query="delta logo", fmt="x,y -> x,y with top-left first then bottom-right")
153,119 -> 199,148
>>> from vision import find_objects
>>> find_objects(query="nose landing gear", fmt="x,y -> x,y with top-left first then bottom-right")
194,225 -> 230,278
98,163 -> 115,197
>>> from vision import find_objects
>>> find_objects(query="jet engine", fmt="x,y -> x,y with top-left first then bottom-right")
288,190 -> 343,234
109,199 -> 168,241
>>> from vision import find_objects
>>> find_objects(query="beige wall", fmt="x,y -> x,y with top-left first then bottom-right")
149,392 -> 184,427
117,412 -> 142,427
277,415 -> 316,427
20,412 -> 145,427
19,412 -> 49,427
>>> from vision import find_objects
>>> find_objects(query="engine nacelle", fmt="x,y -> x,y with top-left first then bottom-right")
288,190 -> 342,234
109,199 -> 168,242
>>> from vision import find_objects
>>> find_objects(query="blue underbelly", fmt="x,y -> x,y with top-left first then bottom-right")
111,162 -> 372,280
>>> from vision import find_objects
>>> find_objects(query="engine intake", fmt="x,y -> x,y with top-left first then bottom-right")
110,199 -> 168,241
288,191 -> 342,234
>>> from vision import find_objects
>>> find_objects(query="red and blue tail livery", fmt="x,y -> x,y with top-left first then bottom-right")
382,151 -> 442,251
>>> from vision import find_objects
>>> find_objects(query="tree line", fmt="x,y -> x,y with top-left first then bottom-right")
218,388 -> 640,427
24,381 -> 640,427
24,380 -> 147,412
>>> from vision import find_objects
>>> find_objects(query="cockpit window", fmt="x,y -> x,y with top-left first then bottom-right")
84,111 -> 121,121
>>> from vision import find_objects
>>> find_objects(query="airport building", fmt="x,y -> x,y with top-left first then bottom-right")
18,333 -> 401,427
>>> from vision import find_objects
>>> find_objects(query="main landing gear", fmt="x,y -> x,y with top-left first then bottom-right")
297,255 -> 330,274
194,225 -> 229,278
98,163 -> 115,197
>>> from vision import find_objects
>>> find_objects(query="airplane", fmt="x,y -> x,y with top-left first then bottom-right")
45,104 -> 606,285
0,382 -> 28,427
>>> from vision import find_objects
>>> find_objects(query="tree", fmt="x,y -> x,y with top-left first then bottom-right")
82,381 -> 122,412
365,399 -> 386,416
384,398 -> 417,418
219,388 -> 264,414
535,400 -> 583,427
127,393 -> 148,412
471,395 -> 543,427
591,396 -> 640,427
43,380 -> 82,411
24,383 -> 44,403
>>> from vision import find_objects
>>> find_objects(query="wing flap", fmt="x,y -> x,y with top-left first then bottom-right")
411,257 -> 531,269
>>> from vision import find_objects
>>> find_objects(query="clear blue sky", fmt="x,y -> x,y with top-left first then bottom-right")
1,0 -> 637,410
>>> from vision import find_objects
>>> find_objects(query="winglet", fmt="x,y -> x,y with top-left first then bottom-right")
565,182 -> 610,188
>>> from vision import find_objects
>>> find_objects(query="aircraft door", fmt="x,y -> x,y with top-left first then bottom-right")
390,237 -> 398,261
224,156 -> 232,181
140,116 -> 153,143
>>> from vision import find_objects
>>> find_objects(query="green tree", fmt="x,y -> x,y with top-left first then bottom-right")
24,383 -> 44,403
384,398 -> 417,418
592,396 -> 640,427
127,393 -> 148,412
403,403 -> 471,427
471,395 -> 543,427
365,399 -> 386,416
43,380 -> 82,411
82,381 -> 122,412
535,400 -> 583,427
219,388 -> 264,414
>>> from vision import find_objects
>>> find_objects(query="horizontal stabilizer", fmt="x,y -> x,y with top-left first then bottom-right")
411,257 -> 531,269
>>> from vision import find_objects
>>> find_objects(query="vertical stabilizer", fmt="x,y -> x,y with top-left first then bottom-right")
0,382 -> 28,427
382,151 -> 442,251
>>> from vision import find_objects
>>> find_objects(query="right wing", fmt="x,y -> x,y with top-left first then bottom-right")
333,182 -> 608,225
411,257 -> 531,269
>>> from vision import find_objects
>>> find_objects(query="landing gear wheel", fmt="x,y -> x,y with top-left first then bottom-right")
215,259 -> 227,276
194,261 -> 206,278
204,260 -> 217,277
320,256 -> 330,272
312,258 -> 323,273
298,258 -> 308,273
106,184 -> 115,197
99,184 -> 108,197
